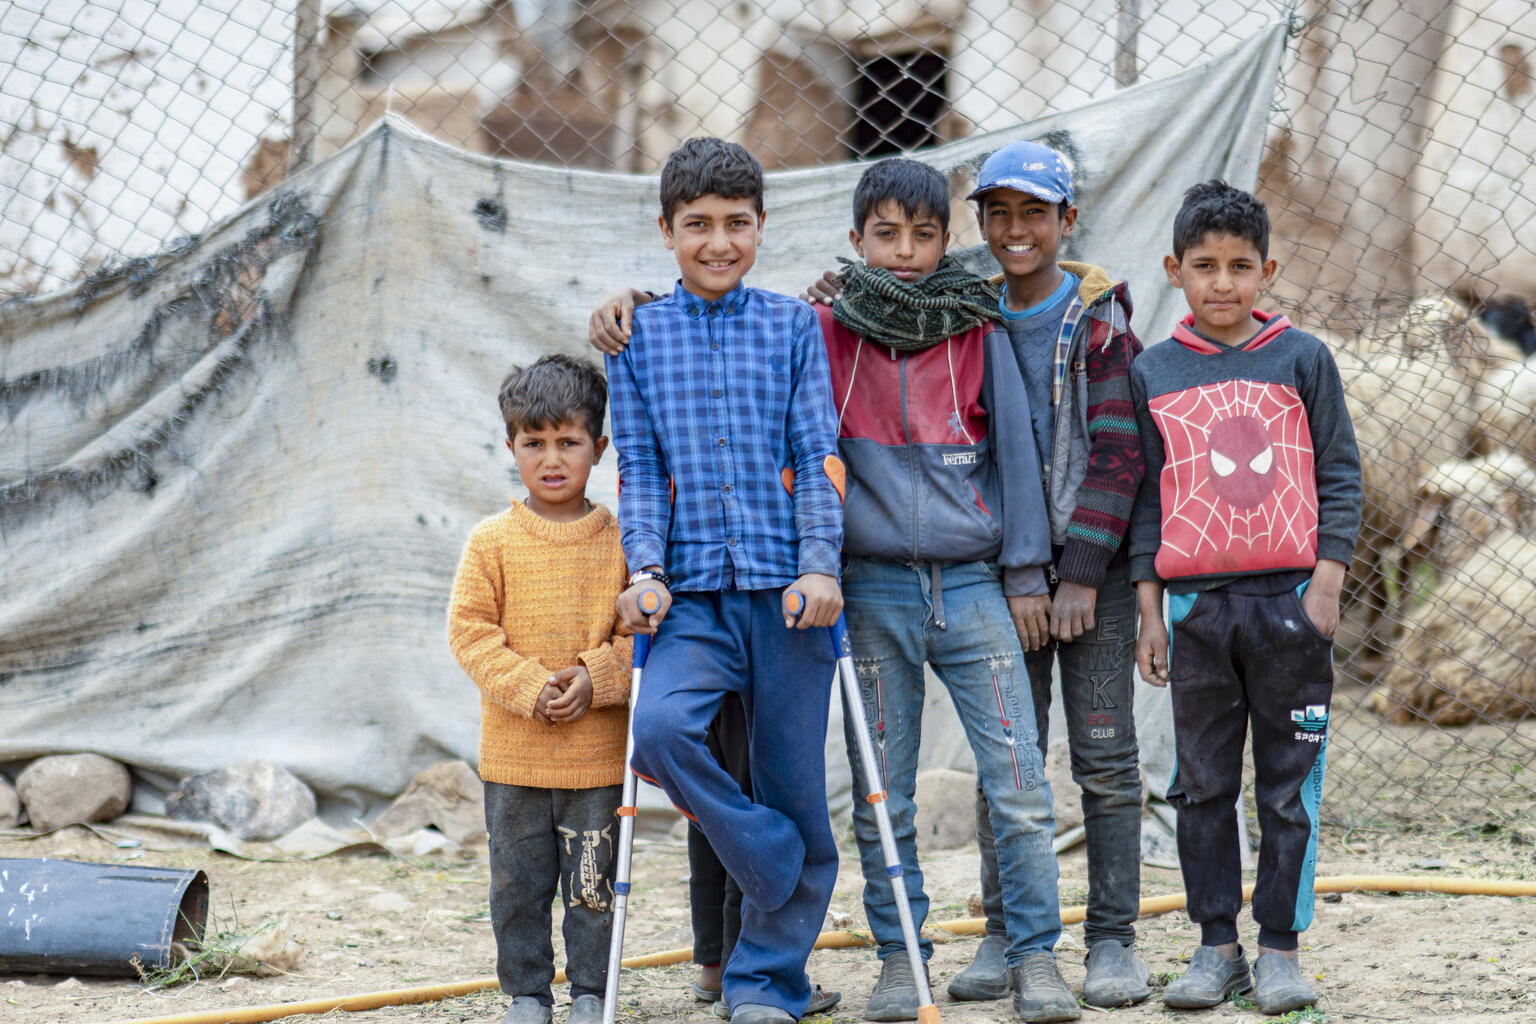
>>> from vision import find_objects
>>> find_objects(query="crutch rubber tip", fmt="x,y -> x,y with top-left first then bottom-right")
916,1005 -> 942,1024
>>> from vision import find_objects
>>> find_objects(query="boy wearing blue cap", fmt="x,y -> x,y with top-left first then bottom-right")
942,141 -> 1151,1010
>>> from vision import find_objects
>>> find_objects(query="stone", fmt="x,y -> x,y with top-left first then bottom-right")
0,776 -> 21,828
362,892 -> 414,914
370,760 -> 485,845
165,760 -> 317,841
15,754 -> 131,831
913,768 -> 980,850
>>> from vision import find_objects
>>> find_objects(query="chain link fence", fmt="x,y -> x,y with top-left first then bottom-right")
4,0 -> 1536,830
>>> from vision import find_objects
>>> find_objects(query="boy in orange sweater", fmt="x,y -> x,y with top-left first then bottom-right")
448,353 -> 633,1024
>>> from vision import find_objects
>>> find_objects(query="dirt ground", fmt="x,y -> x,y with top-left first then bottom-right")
4,814 -> 1535,1024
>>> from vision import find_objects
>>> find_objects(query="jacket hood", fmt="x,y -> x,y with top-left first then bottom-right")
986,261 -> 1125,313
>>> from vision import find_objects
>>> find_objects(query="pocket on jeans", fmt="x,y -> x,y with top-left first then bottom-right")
980,560 -> 1002,583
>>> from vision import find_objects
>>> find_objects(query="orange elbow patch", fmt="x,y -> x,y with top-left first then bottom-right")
781,458 -> 845,503
823,455 -> 846,502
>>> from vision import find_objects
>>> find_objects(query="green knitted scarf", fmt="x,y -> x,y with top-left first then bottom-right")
830,255 -> 1000,352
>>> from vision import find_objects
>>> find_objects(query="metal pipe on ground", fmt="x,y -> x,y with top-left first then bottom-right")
0,858 -> 209,978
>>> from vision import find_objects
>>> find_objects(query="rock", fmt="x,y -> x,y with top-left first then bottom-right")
1043,737 -> 1084,833
15,754 -> 131,831
370,760 -> 485,845
165,761 -> 316,841
0,776 -> 21,828
914,768 -> 979,850
362,891 -> 414,914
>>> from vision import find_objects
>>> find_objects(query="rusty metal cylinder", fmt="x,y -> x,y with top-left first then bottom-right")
0,857 -> 209,977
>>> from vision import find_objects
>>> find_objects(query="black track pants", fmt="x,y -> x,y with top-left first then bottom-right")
1166,580 -> 1333,951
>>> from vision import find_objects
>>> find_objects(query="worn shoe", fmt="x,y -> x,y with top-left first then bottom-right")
730,1004 -> 795,1024
1162,946 -> 1252,1009
694,963 -> 724,1003
712,986 -> 840,1021
806,984 -> 842,1016
1082,940 -> 1152,1007
1010,952 -> 1082,1022
863,955 -> 929,1021
566,994 -> 602,1024
947,933 -> 1010,1001
1252,952 -> 1318,1015
502,996 -> 553,1024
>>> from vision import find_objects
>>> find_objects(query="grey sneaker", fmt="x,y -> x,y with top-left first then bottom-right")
1162,946 -> 1252,1009
948,933 -> 1010,1001
1082,940 -> 1152,1007
1010,952 -> 1082,1023
1252,952 -> 1318,1015
862,955 -> 928,1021
502,996 -> 553,1024
566,994 -> 603,1024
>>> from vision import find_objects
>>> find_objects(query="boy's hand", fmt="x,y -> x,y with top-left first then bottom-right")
1135,580 -> 1169,686
1050,581 -> 1098,641
589,287 -> 652,355
617,580 -> 671,633
800,270 -> 842,306
786,573 -> 841,628
545,666 -> 593,723
1301,558 -> 1347,639
532,682 -> 563,725
1136,617 -> 1170,686
1007,593 -> 1051,651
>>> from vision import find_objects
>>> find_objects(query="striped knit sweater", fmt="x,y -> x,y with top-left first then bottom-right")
988,261 -> 1145,589
447,500 -> 632,789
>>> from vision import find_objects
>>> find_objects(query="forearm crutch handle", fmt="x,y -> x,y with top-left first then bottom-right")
602,585 -> 661,1024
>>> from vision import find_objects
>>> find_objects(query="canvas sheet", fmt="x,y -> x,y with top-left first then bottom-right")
0,24 -> 1286,822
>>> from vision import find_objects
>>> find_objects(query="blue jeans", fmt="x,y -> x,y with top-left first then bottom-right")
631,590 -> 838,1017
976,561 -> 1143,947
841,558 -> 1061,968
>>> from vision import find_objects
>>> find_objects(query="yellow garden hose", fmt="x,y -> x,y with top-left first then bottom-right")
109,874 -> 1536,1024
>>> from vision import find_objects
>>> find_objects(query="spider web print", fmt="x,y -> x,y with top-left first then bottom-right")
1148,379 -> 1319,578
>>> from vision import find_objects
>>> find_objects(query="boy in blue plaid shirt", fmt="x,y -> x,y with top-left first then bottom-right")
606,137 -> 844,1024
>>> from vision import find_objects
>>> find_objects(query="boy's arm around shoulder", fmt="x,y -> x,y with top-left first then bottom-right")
1057,284 -> 1145,588
576,539 -> 635,709
785,300 -> 844,577
604,321 -> 670,575
446,524 -> 555,719
980,329 -> 1050,598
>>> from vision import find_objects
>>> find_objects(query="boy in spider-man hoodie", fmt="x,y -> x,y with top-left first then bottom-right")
1129,180 -> 1361,1017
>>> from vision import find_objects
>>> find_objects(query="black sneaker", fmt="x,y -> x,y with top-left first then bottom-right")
862,955 -> 928,1022
1252,952 -> 1318,1015
1010,952 -> 1082,1022
948,933 -> 1010,1001
1082,940 -> 1152,1006
1162,946 -> 1252,1009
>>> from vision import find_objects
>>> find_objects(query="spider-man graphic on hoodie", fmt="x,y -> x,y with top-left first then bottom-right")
1127,311 -> 1361,592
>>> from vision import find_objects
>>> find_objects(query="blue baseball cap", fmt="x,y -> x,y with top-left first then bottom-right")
966,141 -> 1073,205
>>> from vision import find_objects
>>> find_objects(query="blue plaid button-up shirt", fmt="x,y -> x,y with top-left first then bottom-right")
606,281 -> 843,592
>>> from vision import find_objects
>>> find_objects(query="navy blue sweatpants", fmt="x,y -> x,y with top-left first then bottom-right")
629,590 -> 837,1017
1167,578 -> 1333,952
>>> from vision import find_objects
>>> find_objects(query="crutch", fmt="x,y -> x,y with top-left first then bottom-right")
785,591 -> 941,1024
602,586 -> 661,1024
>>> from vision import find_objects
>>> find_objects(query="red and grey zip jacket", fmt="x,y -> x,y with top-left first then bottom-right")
816,305 -> 1051,597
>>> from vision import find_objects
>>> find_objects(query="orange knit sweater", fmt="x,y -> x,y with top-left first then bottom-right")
447,500 -> 633,789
